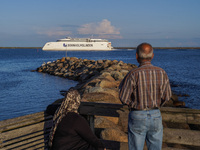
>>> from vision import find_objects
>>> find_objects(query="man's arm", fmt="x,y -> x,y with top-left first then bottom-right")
161,73 -> 172,106
119,72 -> 134,106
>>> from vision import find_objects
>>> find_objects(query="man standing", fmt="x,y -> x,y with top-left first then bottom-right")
119,43 -> 172,150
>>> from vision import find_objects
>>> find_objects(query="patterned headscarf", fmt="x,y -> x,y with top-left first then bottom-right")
48,88 -> 81,148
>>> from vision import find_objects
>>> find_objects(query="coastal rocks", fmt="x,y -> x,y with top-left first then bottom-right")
37,56 -> 186,107
94,116 -> 128,142
96,79 -> 118,88
38,57 -> 187,144
82,93 -> 121,104
101,128 -> 128,142
164,93 -> 186,107
95,116 -> 120,129
37,57 -> 130,82
37,57 -> 136,104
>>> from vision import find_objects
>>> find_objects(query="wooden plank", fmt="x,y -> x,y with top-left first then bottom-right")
3,134 -> 45,149
162,112 -> 200,125
22,143 -> 46,150
0,112 -> 52,133
1,119 -> 53,142
1,102 -> 200,149
0,116 -> 53,133
103,140 -> 189,150
161,107 -> 200,114
0,112 -> 45,128
162,147 -> 191,150
2,129 -> 50,147
163,128 -> 200,146
80,103 -> 200,124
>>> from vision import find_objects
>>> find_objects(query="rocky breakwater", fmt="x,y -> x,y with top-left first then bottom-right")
37,57 -> 185,143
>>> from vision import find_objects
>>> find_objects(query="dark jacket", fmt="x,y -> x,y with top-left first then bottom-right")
51,112 -> 105,150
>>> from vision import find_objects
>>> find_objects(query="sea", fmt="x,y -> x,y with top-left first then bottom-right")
0,48 -> 200,121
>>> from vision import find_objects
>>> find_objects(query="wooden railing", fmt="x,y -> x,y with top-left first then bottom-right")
1,102 -> 200,150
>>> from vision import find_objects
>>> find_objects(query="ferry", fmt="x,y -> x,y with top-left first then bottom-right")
42,37 -> 113,51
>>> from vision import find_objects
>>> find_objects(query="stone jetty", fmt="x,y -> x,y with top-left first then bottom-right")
37,57 -> 186,143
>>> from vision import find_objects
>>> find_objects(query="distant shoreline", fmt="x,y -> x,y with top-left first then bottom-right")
113,47 -> 200,50
0,47 -> 200,49
0,47 -> 42,49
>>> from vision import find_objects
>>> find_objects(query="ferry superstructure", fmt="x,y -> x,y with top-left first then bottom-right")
42,37 -> 113,51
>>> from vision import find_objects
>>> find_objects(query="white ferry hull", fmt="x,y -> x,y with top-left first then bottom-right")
42,41 -> 112,51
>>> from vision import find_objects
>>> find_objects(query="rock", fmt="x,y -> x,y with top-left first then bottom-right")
110,64 -> 121,71
54,72 -> 63,76
70,57 -> 78,61
96,79 -> 118,88
117,109 -> 129,133
37,68 -> 43,72
86,87 -> 104,93
82,92 -> 120,103
57,63 -> 63,68
103,116 -> 119,125
49,62 -> 56,67
60,57 -> 66,62
171,93 -> 179,101
173,101 -> 186,107
112,60 -> 118,64
162,93 -> 186,107
100,71 -> 111,76
110,71 -> 124,81
95,116 -> 120,129
104,75 -> 116,82
60,68 -> 66,73
100,128 -> 128,142
119,69 -> 129,77
97,59 -> 103,64
163,98 -> 174,107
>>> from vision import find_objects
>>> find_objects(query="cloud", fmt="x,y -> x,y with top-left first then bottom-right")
78,19 -> 122,39
60,24 -> 80,28
37,29 -> 72,37
36,20 -> 122,39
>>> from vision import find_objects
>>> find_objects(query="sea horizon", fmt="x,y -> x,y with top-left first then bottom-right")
1,46 -> 200,50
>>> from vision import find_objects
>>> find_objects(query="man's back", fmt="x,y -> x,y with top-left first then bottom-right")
119,43 -> 172,150
119,61 -> 171,110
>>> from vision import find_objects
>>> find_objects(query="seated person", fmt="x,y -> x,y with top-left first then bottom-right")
48,88 -> 106,150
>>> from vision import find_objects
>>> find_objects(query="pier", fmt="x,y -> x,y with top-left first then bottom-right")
1,102 -> 200,150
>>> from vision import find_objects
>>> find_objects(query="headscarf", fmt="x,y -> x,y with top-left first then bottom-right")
48,88 -> 81,148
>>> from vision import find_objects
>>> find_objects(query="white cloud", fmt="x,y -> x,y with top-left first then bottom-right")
36,27 -> 72,37
37,30 -> 72,37
78,19 -> 122,39
36,20 -> 122,39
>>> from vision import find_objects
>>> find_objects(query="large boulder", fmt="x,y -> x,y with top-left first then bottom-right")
110,71 -> 124,81
82,92 -> 121,104
100,128 -> 128,142
96,79 -> 118,88
95,116 -> 120,129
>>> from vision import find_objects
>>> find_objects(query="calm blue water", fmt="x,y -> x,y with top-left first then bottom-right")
0,48 -> 200,121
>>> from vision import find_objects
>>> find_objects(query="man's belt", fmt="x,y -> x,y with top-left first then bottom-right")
130,107 -> 159,111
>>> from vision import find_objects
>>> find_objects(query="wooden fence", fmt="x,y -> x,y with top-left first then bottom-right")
1,102 -> 200,150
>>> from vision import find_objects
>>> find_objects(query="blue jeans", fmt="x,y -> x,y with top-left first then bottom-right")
128,109 -> 163,150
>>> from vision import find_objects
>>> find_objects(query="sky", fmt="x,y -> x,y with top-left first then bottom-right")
1,0 -> 200,47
